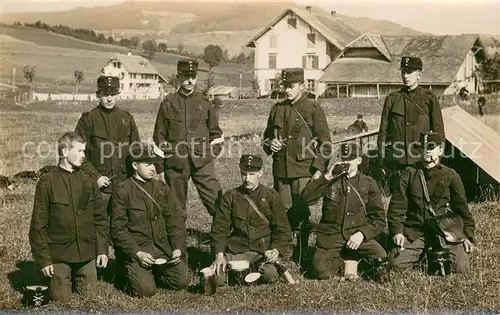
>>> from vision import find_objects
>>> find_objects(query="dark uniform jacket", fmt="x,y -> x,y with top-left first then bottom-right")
110,177 -> 186,260
347,120 -> 368,134
388,163 -> 475,242
301,172 -> 386,249
378,86 -> 445,166
153,89 -> 223,170
211,184 -> 293,256
75,105 -> 140,193
29,167 -> 109,268
263,92 -> 332,179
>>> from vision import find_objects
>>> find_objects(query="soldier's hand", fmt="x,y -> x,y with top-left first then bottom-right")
211,252 -> 227,276
41,265 -> 54,278
393,233 -> 406,249
97,176 -> 111,189
96,254 -> 108,268
168,249 -> 182,266
463,239 -> 474,253
311,170 -> 322,180
135,251 -> 155,268
270,138 -> 283,153
347,231 -> 364,250
264,248 -> 280,263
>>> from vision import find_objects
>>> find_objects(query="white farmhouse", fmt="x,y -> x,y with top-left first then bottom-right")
244,6 -> 361,97
102,52 -> 167,100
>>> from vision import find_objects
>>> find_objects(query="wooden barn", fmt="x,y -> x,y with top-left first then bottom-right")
320,34 -> 486,98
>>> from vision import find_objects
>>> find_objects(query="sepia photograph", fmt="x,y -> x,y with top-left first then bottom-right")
0,0 -> 499,313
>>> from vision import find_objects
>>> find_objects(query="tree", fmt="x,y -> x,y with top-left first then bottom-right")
23,65 -> 36,101
203,44 -> 223,72
141,39 -> 157,59
130,37 -> 140,50
158,42 -> 168,52
222,48 -> 229,61
204,71 -> 215,93
177,43 -> 184,54
74,70 -> 84,94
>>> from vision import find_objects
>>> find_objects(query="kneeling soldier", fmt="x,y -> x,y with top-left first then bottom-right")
110,144 -> 188,297
301,143 -> 387,280
210,154 -> 293,284
29,132 -> 109,303
388,132 -> 475,273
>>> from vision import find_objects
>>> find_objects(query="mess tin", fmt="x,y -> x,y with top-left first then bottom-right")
228,260 -> 250,286
199,267 -> 217,295
22,285 -> 50,307
244,272 -> 261,285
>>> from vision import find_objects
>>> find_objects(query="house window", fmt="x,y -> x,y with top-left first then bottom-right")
120,83 -> 124,90
129,83 -> 133,88
287,17 -> 297,29
302,54 -> 319,69
307,33 -> 316,48
120,72 -> 125,79
307,79 -> 315,92
269,54 -> 277,69
269,34 -> 276,48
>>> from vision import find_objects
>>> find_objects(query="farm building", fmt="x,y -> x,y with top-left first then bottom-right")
320,34 -> 486,98
334,106 -> 500,201
102,52 -> 167,100
244,6 -> 361,97
211,86 -> 239,99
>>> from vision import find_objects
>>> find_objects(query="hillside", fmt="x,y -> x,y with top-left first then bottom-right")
1,2 -> 423,35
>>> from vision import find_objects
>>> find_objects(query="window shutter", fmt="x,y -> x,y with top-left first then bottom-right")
302,55 -> 307,69
313,56 -> 319,69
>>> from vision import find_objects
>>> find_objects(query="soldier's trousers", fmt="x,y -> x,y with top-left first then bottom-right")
388,236 -> 470,274
123,246 -> 188,297
214,251 -> 279,286
164,158 -> 221,217
313,239 -> 387,279
49,260 -> 97,303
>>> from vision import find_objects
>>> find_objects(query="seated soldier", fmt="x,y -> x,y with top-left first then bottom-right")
110,144 -> 188,297
210,154 -> 293,284
301,143 -> 387,280
29,132 -> 109,303
347,114 -> 369,135
388,132 -> 475,273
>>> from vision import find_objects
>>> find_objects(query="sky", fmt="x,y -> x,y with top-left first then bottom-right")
1,0 -> 500,35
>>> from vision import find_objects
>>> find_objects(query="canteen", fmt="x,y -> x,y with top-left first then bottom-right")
22,285 -> 50,307
227,260 -> 250,286
199,267 -> 217,295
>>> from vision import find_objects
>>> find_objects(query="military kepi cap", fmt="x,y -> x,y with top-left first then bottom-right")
97,76 -> 120,94
129,143 -> 161,162
419,131 -> 444,150
177,59 -> 198,74
239,154 -> 263,171
400,56 -> 423,71
281,68 -> 304,86
339,143 -> 363,161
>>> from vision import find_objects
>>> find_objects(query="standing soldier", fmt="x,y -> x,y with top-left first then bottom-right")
377,56 -> 445,186
262,68 -> 332,266
301,143 -> 387,280
29,132 -> 109,303
388,132 -> 475,273
75,75 -> 141,208
110,144 -> 188,297
153,59 -> 224,217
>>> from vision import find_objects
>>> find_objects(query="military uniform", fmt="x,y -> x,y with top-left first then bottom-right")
378,57 -> 445,170
211,155 -> 293,283
29,166 -> 109,302
75,76 -> 141,204
301,144 -> 386,279
110,144 -> 188,297
153,59 -> 223,217
262,68 -> 332,262
388,133 -> 475,273
347,115 -> 368,135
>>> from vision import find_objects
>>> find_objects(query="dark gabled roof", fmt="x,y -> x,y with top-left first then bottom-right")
345,33 -> 392,62
320,34 -> 484,84
245,7 -> 361,50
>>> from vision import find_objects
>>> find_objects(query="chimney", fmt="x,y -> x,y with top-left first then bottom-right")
305,5 -> 311,11
330,10 -> 336,16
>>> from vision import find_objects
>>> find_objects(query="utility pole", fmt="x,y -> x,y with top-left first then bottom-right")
239,71 -> 242,99
12,67 -> 16,92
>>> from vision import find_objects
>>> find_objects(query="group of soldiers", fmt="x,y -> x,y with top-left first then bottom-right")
28,55 -> 476,302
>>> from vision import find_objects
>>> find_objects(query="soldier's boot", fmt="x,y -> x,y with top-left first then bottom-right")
292,223 -> 311,271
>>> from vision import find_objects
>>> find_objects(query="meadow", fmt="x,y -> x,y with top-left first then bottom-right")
0,97 -> 499,313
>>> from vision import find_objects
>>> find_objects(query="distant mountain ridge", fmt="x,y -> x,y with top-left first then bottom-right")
0,2 -> 424,36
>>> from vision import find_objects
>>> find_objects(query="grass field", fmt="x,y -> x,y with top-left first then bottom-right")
0,98 -> 499,312
0,25 -> 253,94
